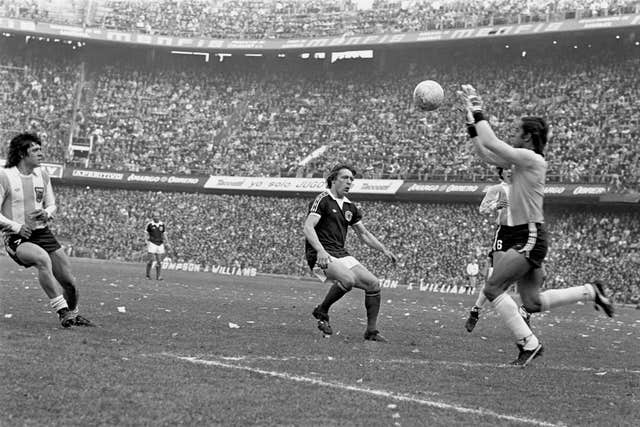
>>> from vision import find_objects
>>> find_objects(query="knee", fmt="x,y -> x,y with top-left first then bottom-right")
365,279 -> 381,294
32,256 -> 53,271
337,277 -> 356,291
482,284 -> 502,302
521,295 -> 542,313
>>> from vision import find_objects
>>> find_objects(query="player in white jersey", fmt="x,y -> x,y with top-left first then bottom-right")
459,85 -> 613,367
0,133 -> 93,327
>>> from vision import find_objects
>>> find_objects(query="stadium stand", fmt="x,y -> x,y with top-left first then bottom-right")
49,187 -> 640,305
1,37 -> 638,189
0,1 -> 638,307
2,0 -> 639,39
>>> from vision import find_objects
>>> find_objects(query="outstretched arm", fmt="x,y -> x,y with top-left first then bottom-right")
459,84 -> 538,167
351,222 -> 397,263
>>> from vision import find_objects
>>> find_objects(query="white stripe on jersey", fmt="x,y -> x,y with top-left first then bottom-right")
310,191 -> 329,214
0,166 -> 55,234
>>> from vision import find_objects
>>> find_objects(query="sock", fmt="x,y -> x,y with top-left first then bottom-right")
539,284 -> 595,312
492,293 -> 538,350
364,290 -> 381,331
473,285 -> 487,309
62,285 -> 78,311
156,264 -> 161,279
319,281 -> 348,312
146,261 -> 152,277
50,295 -> 68,312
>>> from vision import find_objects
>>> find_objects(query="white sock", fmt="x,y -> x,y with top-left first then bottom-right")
492,293 -> 538,350
473,285 -> 487,309
539,284 -> 595,312
49,295 -> 68,312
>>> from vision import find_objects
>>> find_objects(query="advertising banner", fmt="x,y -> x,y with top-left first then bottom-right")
203,176 -> 403,195
398,181 -> 610,200
62,168 -> 208,190
52,167 -> 628,204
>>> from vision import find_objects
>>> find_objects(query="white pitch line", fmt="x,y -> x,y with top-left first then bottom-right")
213,354 -> 640,375
162,352 -> 562,427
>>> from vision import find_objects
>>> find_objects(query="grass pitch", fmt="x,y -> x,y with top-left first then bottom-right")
1,257 -> 639,426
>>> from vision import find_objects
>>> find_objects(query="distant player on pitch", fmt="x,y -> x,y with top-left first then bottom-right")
304,164 -> 397,342
0,133 -> 93,327
145,211 -> 168,280
459,84 -> 613,367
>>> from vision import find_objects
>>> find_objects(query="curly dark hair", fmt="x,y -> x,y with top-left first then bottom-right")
5,133 -> 42,168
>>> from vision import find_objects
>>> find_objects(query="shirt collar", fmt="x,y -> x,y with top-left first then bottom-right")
327,190 -> 351,204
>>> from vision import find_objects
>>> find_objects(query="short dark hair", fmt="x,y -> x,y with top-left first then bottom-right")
521,117 -> 548,156
497,167 -> 504,180
326,164 -> 357,188
5,133 -> 42,168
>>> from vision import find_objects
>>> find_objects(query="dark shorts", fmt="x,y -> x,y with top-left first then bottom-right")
490,223 -> 548,268
3,227 -> 61,267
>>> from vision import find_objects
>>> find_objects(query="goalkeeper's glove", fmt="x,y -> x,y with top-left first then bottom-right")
459,84 -> 485,122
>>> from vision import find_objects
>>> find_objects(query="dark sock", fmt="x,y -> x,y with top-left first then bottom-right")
146,261 -> 152,277
62,285 -> 78,311
319,282 -> 348,312
156,265 -> 161,279
365,291 -> 381,331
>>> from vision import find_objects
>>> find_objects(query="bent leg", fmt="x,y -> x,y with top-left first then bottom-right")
486,249 -> 539,350
318,261 -> 357,313
17,243 -> 63,299
50,248 -> 78,311
351,265 -> 382,334
483,250 -> 530,301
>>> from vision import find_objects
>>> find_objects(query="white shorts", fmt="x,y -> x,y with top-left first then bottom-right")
147,242 -> 165,255
312,255 -> 361,282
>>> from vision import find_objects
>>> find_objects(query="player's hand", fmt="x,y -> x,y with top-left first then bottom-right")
458,84 -> 483,113
28,209 -> 49,222
317,251 -> 332,269
384,249 -> 398,264
18,224 -> 33,239
495,200 -> 509,210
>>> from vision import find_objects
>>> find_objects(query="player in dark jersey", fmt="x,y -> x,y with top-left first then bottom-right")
303,164 -> 397,342
1,133 -> 93,327
145,212 -> 168,280
460,85 -> 613,367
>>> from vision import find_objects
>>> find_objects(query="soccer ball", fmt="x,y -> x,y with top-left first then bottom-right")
413,80 -> 444,111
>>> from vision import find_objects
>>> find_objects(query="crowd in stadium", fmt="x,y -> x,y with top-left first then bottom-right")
2,0 -> 639,39
46,187 -> 640,305
1,2 -> 639,307
2,40 -> 639,189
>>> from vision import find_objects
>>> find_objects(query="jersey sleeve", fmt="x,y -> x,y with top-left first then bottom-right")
0,171 -> 22,233
350,204 -> 363,226
308,194 -> 328,218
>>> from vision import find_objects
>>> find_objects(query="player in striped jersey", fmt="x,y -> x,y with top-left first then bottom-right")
460,85 -> 613,367
303,164 -> 397,342
1,133 -> 93,327
465,167 -> 512,332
